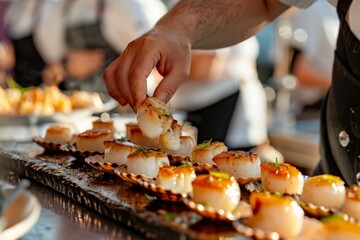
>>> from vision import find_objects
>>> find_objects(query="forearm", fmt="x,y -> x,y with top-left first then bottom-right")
156,0 -> 290,49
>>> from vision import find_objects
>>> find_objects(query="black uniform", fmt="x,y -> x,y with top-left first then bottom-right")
315,0 -> 360,186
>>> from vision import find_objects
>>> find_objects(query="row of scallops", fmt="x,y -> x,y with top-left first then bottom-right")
38,97 -> 360,240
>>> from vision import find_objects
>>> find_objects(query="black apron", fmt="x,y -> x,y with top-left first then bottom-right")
314,0 -> 360,186
61,0 -> 119,92
10,2 -> 45,87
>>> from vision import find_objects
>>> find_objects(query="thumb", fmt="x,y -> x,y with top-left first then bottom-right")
153,69 -> 188,104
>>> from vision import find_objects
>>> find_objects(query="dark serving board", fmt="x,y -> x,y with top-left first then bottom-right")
0,142 -> 249,240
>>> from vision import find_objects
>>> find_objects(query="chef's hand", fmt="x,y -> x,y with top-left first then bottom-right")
103,27 -> 192,111
66,49 -> 105,80
42,62 -> 65,86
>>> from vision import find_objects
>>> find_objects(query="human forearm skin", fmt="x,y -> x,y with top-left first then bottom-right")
156,0 -> 290,49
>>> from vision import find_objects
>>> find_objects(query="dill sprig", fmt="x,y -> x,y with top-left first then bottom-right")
116,136 -> 127,143
209,171 -> 230,180
193,139 -> 212,151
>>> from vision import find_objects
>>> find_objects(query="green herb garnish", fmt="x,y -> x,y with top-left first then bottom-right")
273,191 -> 285,197
321,213 -> 349,223
6,76 -> 35,93
134,146 -> 155,154
116,136 -> 127,143
163,211 -> 177,221
273,157 -> 280,169
201,201 -> 209,207
193,139 -> 212,151
209,171 -> 230,180
179,160 -> 193,168
159,108 -> 171,118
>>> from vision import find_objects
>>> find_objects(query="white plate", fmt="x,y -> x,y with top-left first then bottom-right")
0,181 -> 41,240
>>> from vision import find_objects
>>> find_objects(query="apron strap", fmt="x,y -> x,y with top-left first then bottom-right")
337,0 -> 352,16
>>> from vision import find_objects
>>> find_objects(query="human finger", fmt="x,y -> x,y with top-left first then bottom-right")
128,38 -> 159,110
153,63 -> 190,104
103,57 -> 130,106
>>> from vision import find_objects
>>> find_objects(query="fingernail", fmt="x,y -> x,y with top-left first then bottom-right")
154,93 -> 168,104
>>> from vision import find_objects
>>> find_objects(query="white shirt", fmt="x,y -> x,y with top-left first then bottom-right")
5,0 -> 167,63
279,0 -> 360,40
291,0 -> 339,105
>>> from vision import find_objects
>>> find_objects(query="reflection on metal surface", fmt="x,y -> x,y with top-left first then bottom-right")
0,171 -> 145,240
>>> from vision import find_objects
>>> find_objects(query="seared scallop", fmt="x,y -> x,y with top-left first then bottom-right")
136,97 -> 173,139
92,118 -> 116,136
341,185 -> 360,220
75,129 -> 113,153
322,214 -> 360,240
129,127 -> 159,149
103,140 -> 138,165
300,174 -> 345,209
127,148 -> 170,178
191,172 -> 240,212
213,150 -> 261,179
246,191 -> 304,239
44,124 -> 73,144
156,165 -> 196,194
260,162 -> 304,195
125,122 -> 138,140
166,135 -> 196,157
159,120 -> 182,152
192,140 -> 227,165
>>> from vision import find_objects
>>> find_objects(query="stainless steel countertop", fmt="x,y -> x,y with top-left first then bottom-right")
1,170 -> 145,240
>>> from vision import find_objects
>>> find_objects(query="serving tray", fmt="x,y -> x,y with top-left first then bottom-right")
0,141 -> 249,240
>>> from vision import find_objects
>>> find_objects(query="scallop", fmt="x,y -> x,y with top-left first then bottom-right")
165,136 -> 195,157
129,126 -> 159,149
341,185 -> 360,220
192,140 -> 227,165
75,129 -> 113,153
156,165 -> 196,194
213,150 -> 261,179
127,148 -> 170,178
103,140 -> 138,165
300,174 -> 345,209
191,173 -> 240,212
44,124 -> 73,144
245,191 -> 304,239
136,97 -> 173,139
260,162 -> 304,195
159,120 -> 182,152
92,118 -> 116,136
322,214 -> 360,240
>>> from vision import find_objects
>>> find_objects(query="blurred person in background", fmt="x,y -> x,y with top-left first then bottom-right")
3,0 -> 167,91
172,40 -> 269,150
290,0 -> 339,119
0,1 -> 13,88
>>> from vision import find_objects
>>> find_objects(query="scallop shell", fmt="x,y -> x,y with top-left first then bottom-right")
183,198 -> 252,222
236,176 -> 261,185
244,180 -> 263,193
60,143 -> 103,159
233,216 -> 325,240
32,136 -> 64,152
297,200 -> 337,218
232,220 -> 281,240
137,179 -> 187,202
191,162 -> 219,174
167,154 -> 190,166
84,155 -> 119,174
114,164 -> 153,186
